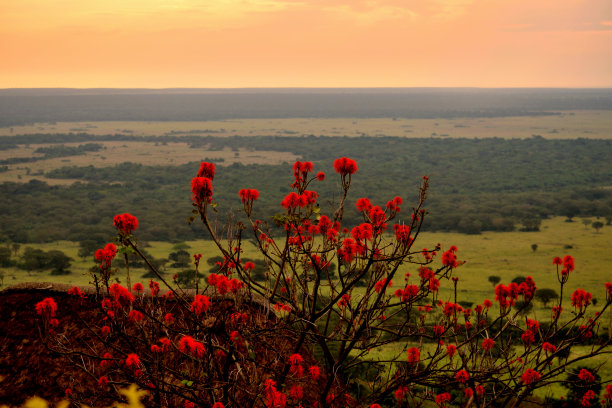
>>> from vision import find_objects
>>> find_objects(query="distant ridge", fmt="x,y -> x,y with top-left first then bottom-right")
0,88 -> 610,126
2,87 -> 612,96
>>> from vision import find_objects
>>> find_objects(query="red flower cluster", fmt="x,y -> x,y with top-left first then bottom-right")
581,390 -> 596,407
67,286 -> 85,300
264,378 -> 287,408
482,338 -> 495,350
109,283 -> 135,307
292,160 -> 314,187
442,302 -> 463,319
395,284 -> 419,302
125,353 -> 140,370
571,288 -> 592,310
128,310 -> 144,323
521,368 -> 540,385
386,196 -> 402,213
337,294 -> 350,307
95,243 -> 117,268
132,282 -> 144,293
435,392 -> 451,407
333,157 -> 358,175
289,353 -> 304,377
191,176 -> 213,204
441,247 -> 458,268
356,197 -> 373,212
374,278 -> 392,293
407,347 -> 420,363
446,344 -> 457,358
553,254 -> 575,276
521,330 -> 535,346
212,403 -> 225,408
542,342 -> 557,353
455,370 -> 469,383
179,335 -> 205,358
308,365 -> 320,380
113,213 -> 138,235
208,273 -> 243,294
239,188 -> 259,203
190,294 -> 211,316
35,297 -> 57,319
197,162 -> 216,179
578,368 -> 595,383
393,224 -> 411,244
149,280 -> 160,296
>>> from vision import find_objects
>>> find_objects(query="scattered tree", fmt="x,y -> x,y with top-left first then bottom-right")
592,221 -> 604,233
534,288 -> 559,307
488,275 -> 501,287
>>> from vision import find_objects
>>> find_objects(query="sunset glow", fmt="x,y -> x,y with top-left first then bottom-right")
1,0 -> 611,88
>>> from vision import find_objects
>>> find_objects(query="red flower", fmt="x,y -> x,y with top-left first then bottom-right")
337,294 -> 350,307
316,171 -> 325,181
109,283 -> 135,306
125,353 -> 140,370
132,282 -> 144,293
483,299 -> 492,308
455,370 -> 469,384
308,365 -> 321,380
281,192 -> 307,209
395,386 -> 408,401
407,347 -> 420,363
212,403 -> 225,408
521,368 -> 540,385
370,405 -> 382,408
446,344 -> 457,358
191,177 -> 213,204
101,325 -> 111,336
571,288 -> 592,310
95,243 -> 117,266
67,286 -> 85,299
179,336 -> 205,358
98,376 -> 108,386
435,392 -> 451,407
159,337 -> 171,352
521,330 -> 535,345
482,338 -> 495,350
128,310 -> 144,323
164,313 -> 175,324
394,224 -> 411,244
289,353 -> 303,366
581,390 -> 596,407
578,369 -> 595,383
149,280 -> 160,297
239,188 -> 259,203
542,342 -> 557,353
289,385 -> 303,401
190,294 -> 211,316
35,297 -> 57,319
113,213 -> 138,235
197,162 -> 216,179
441,249 -> 458,268
552,256 -> 562,265
333,157 -> 358,175
355,197 -> 373,212
150,345 -> 161,353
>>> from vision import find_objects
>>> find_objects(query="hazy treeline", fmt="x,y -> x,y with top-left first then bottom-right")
1,134 -> 611,243
1,88 -> 612,126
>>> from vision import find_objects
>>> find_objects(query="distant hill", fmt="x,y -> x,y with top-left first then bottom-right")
0,88 -> 611,126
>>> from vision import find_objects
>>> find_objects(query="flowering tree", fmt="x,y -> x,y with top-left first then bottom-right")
35,159 -> 612,408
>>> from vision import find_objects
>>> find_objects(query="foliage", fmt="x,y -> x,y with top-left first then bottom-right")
34,159 -> 612,408
2,135 -> 612,242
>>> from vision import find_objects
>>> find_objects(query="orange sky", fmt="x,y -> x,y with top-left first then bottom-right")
1,0 -> 611,88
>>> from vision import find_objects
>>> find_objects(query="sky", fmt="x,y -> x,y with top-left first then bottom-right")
1,0 -> 611,88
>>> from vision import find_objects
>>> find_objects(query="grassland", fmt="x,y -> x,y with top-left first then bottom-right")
3,216 -> 610,311
0,141 -> 299,184
1,111 -> 610,139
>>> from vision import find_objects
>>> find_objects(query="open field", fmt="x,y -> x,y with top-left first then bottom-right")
3,217 -> 611,313
1,110 -> 610,139
0,141 -> 299,184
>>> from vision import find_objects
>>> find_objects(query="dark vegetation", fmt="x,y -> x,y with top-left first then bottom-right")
1,88 -> 611,126
1,133 -> 611,243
